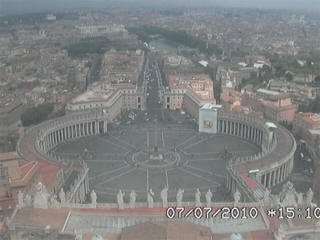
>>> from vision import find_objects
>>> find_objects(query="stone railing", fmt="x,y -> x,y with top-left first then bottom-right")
57,200 -> 265,210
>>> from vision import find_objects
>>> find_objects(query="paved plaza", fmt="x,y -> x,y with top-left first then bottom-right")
53,116 -> 260,203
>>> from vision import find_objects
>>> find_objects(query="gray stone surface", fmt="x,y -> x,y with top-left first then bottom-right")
53,120 -> 260,203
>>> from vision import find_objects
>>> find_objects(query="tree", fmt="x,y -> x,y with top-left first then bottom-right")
308,95 -> 320,113
286,72 -> 294,82
21,103 -> 54,127
65,37 -> 110,57
314,75 -> 320,84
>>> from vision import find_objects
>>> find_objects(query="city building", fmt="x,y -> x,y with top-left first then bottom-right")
66,49 -> 146,121
163,74 -> 216,119
46,14 -> 56,21
199,103 -> 222,134
292,112 -> 320,150
242,89 -> 298,123
220,88 -> 243,111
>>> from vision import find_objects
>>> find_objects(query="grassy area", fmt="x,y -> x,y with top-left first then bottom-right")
270,79 -> 284,85
21,103 -> 54,127
293,76 -> 306,84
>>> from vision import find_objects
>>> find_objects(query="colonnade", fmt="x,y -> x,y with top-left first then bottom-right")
36,111 -> 108,154
218,119 -> 263,145
259,158 -> 294,189
219,113 -> 296,200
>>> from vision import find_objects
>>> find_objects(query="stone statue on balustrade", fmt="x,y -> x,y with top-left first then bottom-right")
274,222 -> 287,240
59,188 -> 66,205
176,188 -> 184,207
305,188 -> 316,207
33,182 -> 49,209
24,194 -> 32,207
296,192 -> 304,205
117,189 -> 125,209
273,195 -> 281,208
263,188 -> 271,206
75,233 -> 83,240
280,181 -> 290,201
233,189 -> 241,205
18,190 -> 24,209
50,195 -> 60,208
195,188 -> 201,207
90,190 -> 97,208
281,181 -> 297,208
205,189 -> 213,207
129,190 -> 136,209
160,187 -> 168,208
147,189 -> 154,208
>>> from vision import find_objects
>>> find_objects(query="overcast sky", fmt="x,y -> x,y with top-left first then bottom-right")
1,0 -> 319,15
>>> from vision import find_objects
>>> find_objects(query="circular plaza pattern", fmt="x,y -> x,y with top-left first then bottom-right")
17,108 -> 296,204
51,119 -> 260,203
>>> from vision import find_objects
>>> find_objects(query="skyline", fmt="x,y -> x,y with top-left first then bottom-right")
0,0 -> 320,15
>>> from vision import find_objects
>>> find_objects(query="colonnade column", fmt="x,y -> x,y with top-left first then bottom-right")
275,168 -> 280,185
66,126 -> 69,140
267,172 -> 272,188
222,120 -> 225,133
242,124 -> 245,138
76,124 -> 79,138
95,121 -> 99,135
251,128 -> 254,142
86,123 -> 89,136
51,132 -> 53,146
62,128 -> 65,142
48,134 -> 52,149
271,171 -> 275,186
54,131 -> 57,145
104,120 -> 107,133
225,121 -> 228,134
284,163 -> 288,180
237,123 -> 240,136
261,174 -> 265,187
231,122 -> 234,135
72,125 -> 75,138
279,166 -> 283,182
58,130 -> 61,143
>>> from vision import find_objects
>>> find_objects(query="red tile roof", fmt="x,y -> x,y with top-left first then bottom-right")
241,174 -> 260,190
40,163 -> 60,186
250,230 -> 274,240
21,161 -> 37,178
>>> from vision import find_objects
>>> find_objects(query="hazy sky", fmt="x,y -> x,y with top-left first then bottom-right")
1,0 -> 320,15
